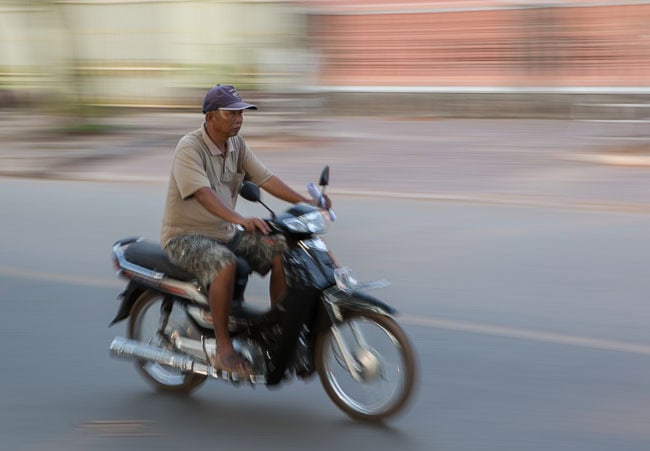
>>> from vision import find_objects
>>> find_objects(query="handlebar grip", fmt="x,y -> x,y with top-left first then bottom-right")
307,183 -> 336,221
235,221 -> 280,235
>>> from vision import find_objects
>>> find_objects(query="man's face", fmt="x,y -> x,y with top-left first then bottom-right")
206,109 -> 244,138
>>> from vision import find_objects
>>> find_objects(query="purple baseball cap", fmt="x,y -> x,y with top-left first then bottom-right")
202,84 -> 257,113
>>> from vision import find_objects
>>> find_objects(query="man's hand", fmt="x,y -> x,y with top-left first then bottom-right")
321,193 -> 332,210
308,193 -> 332,210
239,217 -> 271,234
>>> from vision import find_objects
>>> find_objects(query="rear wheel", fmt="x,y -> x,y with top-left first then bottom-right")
315,311 -> 416,421
128,290 -> 206,393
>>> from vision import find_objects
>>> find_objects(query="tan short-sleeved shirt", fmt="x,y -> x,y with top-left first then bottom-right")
160,125 -> 273,246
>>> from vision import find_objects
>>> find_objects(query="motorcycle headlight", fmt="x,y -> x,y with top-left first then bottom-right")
282,210 -> 328,234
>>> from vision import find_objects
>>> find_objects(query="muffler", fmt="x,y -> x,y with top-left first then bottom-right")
109,336 -> 266,383
110,336 -> 210,375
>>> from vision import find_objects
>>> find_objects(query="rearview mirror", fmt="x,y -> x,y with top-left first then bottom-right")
239,181 -> 260,203
319,166 -> 330,187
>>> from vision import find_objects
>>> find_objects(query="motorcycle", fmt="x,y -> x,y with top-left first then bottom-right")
108,166 -> 416,421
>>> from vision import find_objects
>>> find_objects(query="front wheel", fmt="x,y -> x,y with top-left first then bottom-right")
315,311 -> 416,421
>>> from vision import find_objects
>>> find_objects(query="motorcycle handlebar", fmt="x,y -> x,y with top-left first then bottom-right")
307,183 -> 336,221
235,220 -> 282,235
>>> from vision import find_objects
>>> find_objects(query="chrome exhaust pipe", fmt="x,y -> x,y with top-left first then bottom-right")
109,336 -> 210,375
109,336 -> 266,384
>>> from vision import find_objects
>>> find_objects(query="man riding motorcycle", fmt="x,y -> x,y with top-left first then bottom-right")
160,84 -> 331,376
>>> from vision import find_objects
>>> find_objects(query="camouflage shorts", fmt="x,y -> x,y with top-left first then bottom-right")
164,232 -> 287,287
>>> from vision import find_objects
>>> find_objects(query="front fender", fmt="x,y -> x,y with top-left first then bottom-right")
322,287 -> 396,319
109,281 -> 145,326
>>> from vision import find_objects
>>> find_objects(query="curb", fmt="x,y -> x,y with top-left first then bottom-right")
568,153 -> 650,167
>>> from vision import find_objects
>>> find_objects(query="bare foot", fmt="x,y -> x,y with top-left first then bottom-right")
213,350 -> 252,376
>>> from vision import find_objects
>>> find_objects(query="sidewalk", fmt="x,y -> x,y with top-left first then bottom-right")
0,110 -> 316,180
2,109 -> 650,212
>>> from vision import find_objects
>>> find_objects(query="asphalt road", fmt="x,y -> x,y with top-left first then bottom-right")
2,177 -> 650,451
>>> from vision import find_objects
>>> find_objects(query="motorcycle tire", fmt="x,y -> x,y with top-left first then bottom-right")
315,310 -> 416,421
128,290 -> 207,394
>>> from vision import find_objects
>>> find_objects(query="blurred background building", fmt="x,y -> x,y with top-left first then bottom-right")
1,0 -> 649,117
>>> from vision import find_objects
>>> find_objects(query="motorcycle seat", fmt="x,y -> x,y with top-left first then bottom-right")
123,239 -> 253,284
124,239 -> 196,281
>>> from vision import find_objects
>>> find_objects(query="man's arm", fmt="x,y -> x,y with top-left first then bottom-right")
260,176 -> 311,204
194,187 -> 270,233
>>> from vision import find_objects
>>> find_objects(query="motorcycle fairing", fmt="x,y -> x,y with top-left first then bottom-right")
283,244 -> 336,290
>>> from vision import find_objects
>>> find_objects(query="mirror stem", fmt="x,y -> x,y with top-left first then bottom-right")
260,200 -> 275,219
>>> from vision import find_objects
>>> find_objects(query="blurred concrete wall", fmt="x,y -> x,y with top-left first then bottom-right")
0,0 -> 311,107
1,0 -> 649,117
